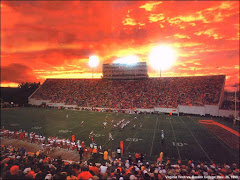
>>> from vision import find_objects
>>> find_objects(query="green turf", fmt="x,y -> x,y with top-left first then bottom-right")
1,108 -> 239,165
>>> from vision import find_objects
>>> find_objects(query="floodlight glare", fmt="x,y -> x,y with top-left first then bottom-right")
89,55 -> 99,68
149,46 -> 176,71
113,55 -> 139,65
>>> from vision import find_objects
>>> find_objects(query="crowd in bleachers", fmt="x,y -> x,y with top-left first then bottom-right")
31,75 -> 225,109
1,143 -> 239,180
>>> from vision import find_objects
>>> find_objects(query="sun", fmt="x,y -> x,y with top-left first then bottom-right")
149,45 -> 176,71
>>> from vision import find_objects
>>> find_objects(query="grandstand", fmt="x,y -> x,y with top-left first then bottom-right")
28,75 -> 231,116
29,75 -> 225,108
2,73 -> 240,179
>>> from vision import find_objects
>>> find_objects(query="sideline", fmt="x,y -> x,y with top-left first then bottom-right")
199,120 -> 239,137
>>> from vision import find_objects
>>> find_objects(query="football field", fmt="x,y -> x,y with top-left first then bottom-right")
1,108 -> 239,165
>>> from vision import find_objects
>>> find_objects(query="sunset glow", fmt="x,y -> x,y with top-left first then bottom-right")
1,1 -> 239,91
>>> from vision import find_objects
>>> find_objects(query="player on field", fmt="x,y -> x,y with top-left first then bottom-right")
81,121 -> 84,126
103,121 -> 107,128
109,133 -> 114,141
161,130 -> 165,145
133,124 -> 136,129
89,131 -> 94,142
66,114 -> 69,119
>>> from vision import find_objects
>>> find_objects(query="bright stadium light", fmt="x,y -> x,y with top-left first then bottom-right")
89,55 -> 99,68
89,55 -> 99,78
149,46 -> 176,77
113,55 -> 139,65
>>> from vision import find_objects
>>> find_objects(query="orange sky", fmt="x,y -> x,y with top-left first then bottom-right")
1,1 -> 239,91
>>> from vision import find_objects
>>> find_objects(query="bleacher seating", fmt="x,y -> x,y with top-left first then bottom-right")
30,75 -> 225,109
1,144 -> 239,180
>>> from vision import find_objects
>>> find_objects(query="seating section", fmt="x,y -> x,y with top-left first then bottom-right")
1,144 -> 239,179
31,75 -> 225,109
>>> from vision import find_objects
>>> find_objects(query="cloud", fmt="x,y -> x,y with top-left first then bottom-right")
1,63 -> 39,84
1,1 -> 239,89
173,34 -> 190,39
139,2 -> 162,12
122,17 -> 145,26
149,14 -> 165,23
195,28 -> 224,39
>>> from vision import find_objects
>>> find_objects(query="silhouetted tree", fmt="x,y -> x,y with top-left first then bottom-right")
1,82 -> 40,105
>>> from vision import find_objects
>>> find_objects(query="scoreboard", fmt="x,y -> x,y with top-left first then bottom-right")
102,62 -> 148,79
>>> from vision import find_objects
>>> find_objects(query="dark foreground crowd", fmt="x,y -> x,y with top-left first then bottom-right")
1,144 -> 239,180
31,75 -> 225,109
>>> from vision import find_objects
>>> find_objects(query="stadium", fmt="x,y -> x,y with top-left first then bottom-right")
1,61 -> 239,179
1,1 -> 239,180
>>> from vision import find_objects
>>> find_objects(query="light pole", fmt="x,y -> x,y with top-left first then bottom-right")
92,68 -> 94,79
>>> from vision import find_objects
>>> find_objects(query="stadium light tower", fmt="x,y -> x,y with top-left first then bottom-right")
149,46 -> 176,77
89,55 -> 99,79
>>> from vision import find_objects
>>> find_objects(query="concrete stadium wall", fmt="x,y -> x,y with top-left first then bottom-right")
178,105 -> 205,116
28,98 -> 65,107
154,107 -> 178,114
135,108 -> 154,112
218,109 -> 239,117
61,105 -> 78,109
46,102 -> 65,107
29,98 -> 238,118
28,99 -> 51,106
204,105 -> 219,116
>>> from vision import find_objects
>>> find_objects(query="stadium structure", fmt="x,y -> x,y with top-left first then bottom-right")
28,62 -> 238,118
102,62 -> 148,79
2,62 -> 239,179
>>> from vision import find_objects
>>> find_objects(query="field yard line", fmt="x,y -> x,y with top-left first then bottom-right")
150,117 -> 158,156
101,127 -> 122,147
125,115 -> 148,151
43,123 -> 66,132
189,117 -> 238,158
169,118 -> 181,160
69,123 -> 84,131
178,117 -> 211,161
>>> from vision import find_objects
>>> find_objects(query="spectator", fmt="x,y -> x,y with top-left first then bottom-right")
31,75 -> 225,109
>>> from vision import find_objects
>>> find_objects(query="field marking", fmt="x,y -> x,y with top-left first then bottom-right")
169,118 -> 181,160
150,117 -> 158,156
102,127 -> 121,147
102,114 -> 129,147
178,117 -> 211,161
125,116 -> 148,151
199,120 -> 239,137
189,117 -> 239,158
